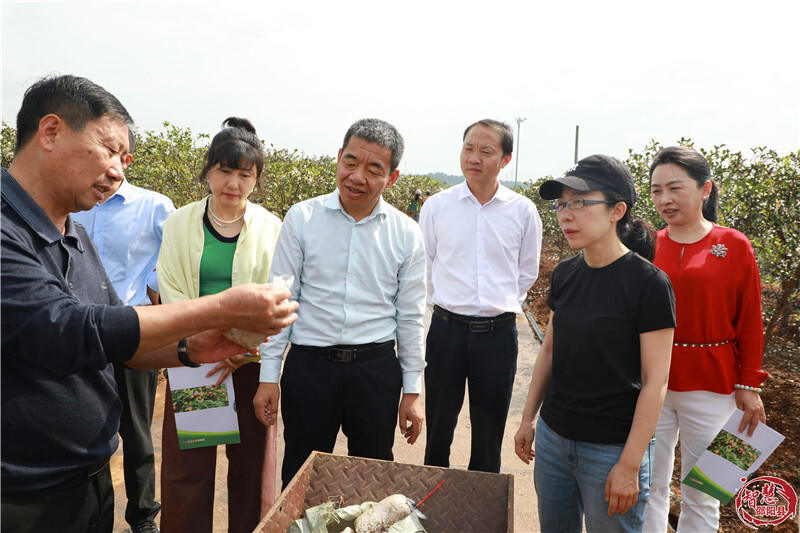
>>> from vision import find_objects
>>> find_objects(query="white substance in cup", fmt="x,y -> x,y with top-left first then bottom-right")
223,276 -> 295,350
222,328 -> 266,351
271,274 -> 295,290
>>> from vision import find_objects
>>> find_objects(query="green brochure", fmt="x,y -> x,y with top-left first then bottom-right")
168,364 -> 240,449
683,409 -> 784,504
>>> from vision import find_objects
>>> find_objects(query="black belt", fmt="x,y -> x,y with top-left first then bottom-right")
293,341 -> 395,363
433,305 -> 516,333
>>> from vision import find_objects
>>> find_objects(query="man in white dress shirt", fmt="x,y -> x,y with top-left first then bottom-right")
419,119 -> 542,473
253,119 -> 426,487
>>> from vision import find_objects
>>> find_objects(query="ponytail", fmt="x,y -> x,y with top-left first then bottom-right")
703,180 -> 719,223
618,217 -> 657,261
601,189 -> 657,261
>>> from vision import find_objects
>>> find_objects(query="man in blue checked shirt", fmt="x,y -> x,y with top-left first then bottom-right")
72,128 -> 174,533
253,119 -> 427,488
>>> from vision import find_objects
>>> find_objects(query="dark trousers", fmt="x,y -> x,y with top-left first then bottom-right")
423,311 -> 518,473
2,463 -> 114,533
160,363 -> 266,533
114,362 -> 160,526
280,344 -> 402,488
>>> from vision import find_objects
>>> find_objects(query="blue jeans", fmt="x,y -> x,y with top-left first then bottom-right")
534,418 -> 653,533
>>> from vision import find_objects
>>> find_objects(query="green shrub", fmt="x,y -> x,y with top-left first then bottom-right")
521,139 -> 799,346
3,122 -> 795,347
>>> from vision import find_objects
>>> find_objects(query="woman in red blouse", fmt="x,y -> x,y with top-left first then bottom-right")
642,146 -> 768,532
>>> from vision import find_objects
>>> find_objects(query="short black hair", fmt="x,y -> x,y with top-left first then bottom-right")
341,118 -> 404,172
463,119 -> 514,157
15,74 -> 133,151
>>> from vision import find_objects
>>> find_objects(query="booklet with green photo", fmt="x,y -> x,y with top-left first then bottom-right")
168,365 -> 240,449
683,409 -> 784,504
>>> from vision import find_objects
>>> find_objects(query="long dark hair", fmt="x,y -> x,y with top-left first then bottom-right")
649,146 -> 718,223
198,117 -> 264,187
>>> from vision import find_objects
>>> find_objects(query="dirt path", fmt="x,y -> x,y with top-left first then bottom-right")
111,313 -> 542,532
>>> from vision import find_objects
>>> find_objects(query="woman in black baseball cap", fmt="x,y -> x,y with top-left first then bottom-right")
515,154 -> 676,532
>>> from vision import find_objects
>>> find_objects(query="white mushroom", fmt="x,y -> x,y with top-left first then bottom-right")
354,494 -> 424,533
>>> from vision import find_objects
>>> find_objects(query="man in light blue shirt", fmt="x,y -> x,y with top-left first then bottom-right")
253,119 -> 426,487
72,135 -> 174,533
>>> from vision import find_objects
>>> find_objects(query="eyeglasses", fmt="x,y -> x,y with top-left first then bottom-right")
551,199 -> 616,212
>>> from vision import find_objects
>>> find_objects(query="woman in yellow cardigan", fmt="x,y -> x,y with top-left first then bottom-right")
156,117 -> 281,533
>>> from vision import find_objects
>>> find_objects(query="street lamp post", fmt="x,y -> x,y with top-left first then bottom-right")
514,117 -> 526,190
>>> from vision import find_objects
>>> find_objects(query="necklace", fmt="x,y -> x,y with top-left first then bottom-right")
207,196 -> 244,227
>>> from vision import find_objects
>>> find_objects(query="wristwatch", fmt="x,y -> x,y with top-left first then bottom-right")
177,338 -> 200,368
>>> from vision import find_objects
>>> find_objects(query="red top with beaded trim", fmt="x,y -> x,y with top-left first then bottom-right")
654,224 -> 768,393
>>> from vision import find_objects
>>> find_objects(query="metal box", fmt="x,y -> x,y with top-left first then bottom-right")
255,451 -> 514,532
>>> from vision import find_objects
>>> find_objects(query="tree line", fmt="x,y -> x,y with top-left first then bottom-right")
2,122 -> 796,348
518,139 -> 799,347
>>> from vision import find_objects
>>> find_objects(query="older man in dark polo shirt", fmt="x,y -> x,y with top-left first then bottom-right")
0,74 -> 298,533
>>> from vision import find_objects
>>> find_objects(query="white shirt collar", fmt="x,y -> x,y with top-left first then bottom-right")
457,181 -> 513,205
325,190 -> 388,221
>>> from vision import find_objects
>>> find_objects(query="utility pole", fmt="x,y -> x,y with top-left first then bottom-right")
574,125 -> 580,164
514,117 -> 526,189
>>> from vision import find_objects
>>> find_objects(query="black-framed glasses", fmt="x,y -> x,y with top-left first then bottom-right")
551,199 -> 616,212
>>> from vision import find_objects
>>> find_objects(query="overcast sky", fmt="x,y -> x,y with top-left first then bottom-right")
2,0 -> 798,182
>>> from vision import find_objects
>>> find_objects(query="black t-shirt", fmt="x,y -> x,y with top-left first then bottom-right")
541,251 -> 675,444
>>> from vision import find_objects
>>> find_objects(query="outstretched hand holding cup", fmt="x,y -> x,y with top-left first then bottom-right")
221,276 -> 296,350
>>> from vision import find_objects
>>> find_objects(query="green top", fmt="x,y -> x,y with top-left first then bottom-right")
199,216 -> 238,297
407,200 -> 421,213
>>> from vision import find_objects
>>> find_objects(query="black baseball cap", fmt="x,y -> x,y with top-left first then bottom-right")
539,154 -> 637,204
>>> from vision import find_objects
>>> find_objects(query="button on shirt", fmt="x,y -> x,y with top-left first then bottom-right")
259,192 -> 427,393
419,182 -> 542,316
72,180 -> 175,306
1,169 -> 140,493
